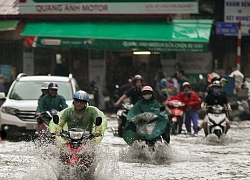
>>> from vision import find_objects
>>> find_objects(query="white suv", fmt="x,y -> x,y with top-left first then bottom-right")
0,73 -> 79,140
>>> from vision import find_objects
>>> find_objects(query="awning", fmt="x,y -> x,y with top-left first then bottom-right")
21,19 -> 213,52
0,20 -> 18,31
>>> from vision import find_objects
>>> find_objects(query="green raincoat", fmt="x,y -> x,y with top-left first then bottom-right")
123,95 -> 171,145
49,104 -> 107,146
36,94 -> 68,113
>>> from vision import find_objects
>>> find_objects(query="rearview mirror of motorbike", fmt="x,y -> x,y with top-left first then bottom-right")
0,130 -> 7,140
95,117 -> 102,126
53,115 -> 59,124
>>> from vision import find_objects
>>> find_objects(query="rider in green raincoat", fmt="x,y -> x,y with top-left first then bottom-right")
49,90 -> 107,146
123,86 -> 171,145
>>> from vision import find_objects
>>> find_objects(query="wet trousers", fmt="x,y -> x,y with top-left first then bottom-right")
184,109 -> 199,133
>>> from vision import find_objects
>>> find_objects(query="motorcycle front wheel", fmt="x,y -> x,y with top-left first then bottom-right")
118,116 -> 127,137
214,130 -> 222,139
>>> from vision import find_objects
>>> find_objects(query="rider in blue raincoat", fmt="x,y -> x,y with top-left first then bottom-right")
123,86 -> 171,145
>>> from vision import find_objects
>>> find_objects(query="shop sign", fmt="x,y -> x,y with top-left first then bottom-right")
19,0 -> 198,14
35,37 -> 208,52
224,0 -> 250,36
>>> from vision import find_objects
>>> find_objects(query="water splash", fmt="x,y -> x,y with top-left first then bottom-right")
94,145 -> 122,180
203,134 -> 232,145
119,140 -> 176,165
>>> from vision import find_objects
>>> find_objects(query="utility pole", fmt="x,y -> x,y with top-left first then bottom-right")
237,21 -> 241,71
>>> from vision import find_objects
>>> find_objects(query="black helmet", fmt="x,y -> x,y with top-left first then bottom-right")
133,74 -> 143,83
48,82 -> 58,90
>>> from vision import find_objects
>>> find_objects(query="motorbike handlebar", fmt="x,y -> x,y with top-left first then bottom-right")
54,129 -> 101,140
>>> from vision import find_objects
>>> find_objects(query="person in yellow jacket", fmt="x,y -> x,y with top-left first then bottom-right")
49,90 -> 107,146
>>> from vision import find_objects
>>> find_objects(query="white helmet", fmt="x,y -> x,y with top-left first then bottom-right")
212,80 -> 221,87
41,82 -> 50,90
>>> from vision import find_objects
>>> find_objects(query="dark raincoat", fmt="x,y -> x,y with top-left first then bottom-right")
123,95 -> 171,145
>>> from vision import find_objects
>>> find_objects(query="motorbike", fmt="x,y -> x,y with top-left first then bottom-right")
36,109 -> 58,135
53,115 -> 102,180
166,100 -> 185,134
230,100 -> 250,121
206,105 -> 227,138
130,112 -> 170,151
113,102 -> 133,137
34,109 -> 58,145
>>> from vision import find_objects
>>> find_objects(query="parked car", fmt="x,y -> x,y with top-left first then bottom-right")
0,73 -> 79,141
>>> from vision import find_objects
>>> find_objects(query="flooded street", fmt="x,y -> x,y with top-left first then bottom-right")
0,114 -> 250,180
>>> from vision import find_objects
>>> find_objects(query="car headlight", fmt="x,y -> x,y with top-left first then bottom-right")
69,131 -> 84,140
2,107 -> 18,115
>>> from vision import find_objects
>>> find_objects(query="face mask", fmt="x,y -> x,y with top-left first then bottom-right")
184,90 -> 190,94
143,94 -> 152,100
213,89 -> 220,94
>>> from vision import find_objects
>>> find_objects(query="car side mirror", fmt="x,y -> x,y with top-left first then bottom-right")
95,117 -> 102,126
53,115 -> 59,124
0,92 -> 6,100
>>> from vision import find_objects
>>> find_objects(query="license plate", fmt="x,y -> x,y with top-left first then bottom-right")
26,123 -> 37,130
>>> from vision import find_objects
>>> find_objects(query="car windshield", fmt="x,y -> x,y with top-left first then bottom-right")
9,81 -> 73,100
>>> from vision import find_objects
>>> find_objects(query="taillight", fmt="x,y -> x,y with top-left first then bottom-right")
19,0 -> 27,2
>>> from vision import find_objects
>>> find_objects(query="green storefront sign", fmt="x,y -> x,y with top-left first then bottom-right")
22,20 -> 212,52
33,0 -> 197,2
37,37 -> 208,52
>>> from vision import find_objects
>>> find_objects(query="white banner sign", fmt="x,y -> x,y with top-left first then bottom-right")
224,0 -> 250,35
176,52 -> 212,74
23,50 -> 34,76
19,1 -> 198,14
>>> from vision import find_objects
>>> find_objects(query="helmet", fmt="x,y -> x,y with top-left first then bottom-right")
211,77 -> 220,83
133,74 -> 143,83
182,82 -> 191,88
41,82 -> 50,90
142,86 -> 153,94
73,90 -> 89,102
48,82 -> 58,90
212,80 -> 221,87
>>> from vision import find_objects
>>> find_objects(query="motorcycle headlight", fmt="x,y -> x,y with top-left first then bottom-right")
2,107 -> 17,115
69,131 -> 84,140
212,106 -> 223,114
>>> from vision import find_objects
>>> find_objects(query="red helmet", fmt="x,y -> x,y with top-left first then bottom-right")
142,86 -> 153,93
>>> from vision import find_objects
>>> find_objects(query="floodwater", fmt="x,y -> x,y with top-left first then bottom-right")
0,114 -> 250,180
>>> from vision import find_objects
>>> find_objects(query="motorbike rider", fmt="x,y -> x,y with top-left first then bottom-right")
39,82 -> 50,100
36,82 -> 68,133
166,82 -> 200,136
53,90 -> 107,143
123,86 -> 171,145
200,80 -> 232,136
114,74 -> 143,106
206,76 -> 227,95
